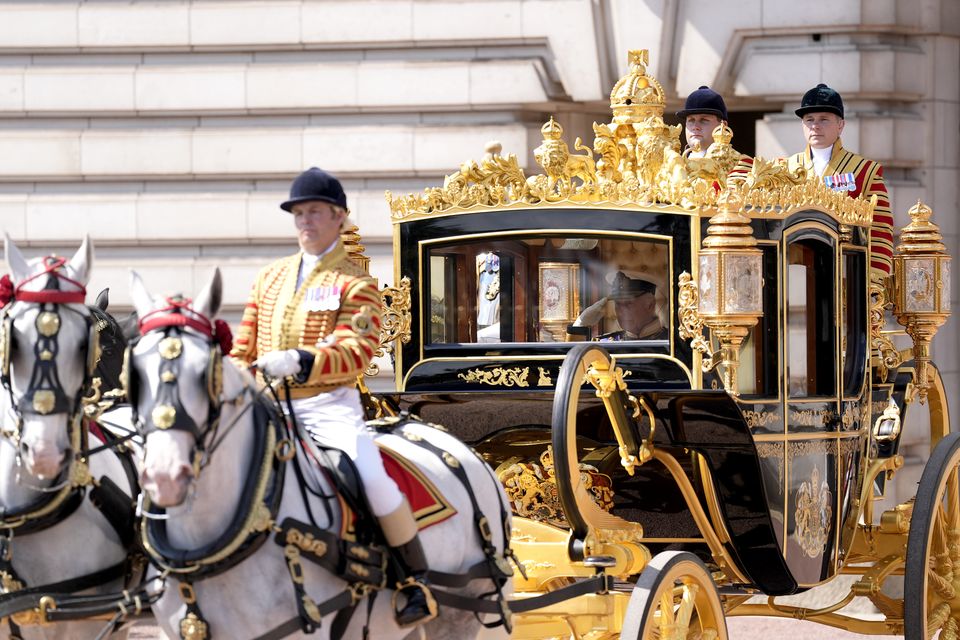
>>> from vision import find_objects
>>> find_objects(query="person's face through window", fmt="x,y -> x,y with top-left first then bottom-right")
802,112 -> 844,150
614,293 -> 657,336
292,201 -> 346,255
685,114 -> 722,152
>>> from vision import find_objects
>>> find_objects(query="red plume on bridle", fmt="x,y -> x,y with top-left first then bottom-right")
0,275 -> 12,308
214,320 -> 233,354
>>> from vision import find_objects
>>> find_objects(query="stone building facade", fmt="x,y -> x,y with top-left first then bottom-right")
0,1 -> 956,498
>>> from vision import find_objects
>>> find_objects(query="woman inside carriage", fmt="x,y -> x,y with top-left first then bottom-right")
229,167 -> 434,627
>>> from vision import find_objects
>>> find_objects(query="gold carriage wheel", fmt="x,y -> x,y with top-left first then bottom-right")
905,431 -> 960,640
621,550 -> 728,640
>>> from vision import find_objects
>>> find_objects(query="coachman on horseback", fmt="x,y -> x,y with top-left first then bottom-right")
230,167 -> 435,627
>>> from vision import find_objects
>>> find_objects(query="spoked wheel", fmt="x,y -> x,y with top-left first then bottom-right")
620,551 -> 727,640
905,432 -> 960,639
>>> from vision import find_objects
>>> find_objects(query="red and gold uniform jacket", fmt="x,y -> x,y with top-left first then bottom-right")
230,240 -> 382,398
786,141 -> 894,279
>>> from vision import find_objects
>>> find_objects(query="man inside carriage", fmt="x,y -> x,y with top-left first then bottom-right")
229,167 -> 434,627
570,270 -> 668,341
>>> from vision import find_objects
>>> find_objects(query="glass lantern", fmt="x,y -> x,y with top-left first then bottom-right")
892,200 -> 952,402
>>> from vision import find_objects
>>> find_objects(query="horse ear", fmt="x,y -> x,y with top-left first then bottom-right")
69,235 -> 93,285
129,270 -> 155,317
4,233 -> 29,283
94,288 -> 109,311
194,268 -> 223,319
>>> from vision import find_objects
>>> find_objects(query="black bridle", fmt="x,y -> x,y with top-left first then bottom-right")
127,298 -> 235,485
0,257 -> 99,479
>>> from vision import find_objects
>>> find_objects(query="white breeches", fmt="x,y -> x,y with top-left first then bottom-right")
289,387 -> 403,517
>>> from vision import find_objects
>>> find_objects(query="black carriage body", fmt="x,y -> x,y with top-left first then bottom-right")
384,203 -> 881,594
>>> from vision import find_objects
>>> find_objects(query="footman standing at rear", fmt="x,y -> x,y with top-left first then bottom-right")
786,84 -> 895,284
230,167 -> 434,627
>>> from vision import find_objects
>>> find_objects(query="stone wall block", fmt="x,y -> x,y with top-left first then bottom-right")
302,127 -> 413,173
761,0 -> 859,27
859,49 -> 895,94
857,116 -> 895,162
0,197 -> 27,240
887,182 -> 924,230
932,37 -> 960,101
193,130 -> 303,174
411,1 -> 522,40
136,66 -> 246,112
25,68 -> 135,112
353,191 -> 393,241
300,1 -> 414,42
0,4 -> 79,47
930,101 -> 960,168
735,51 -> 825,97
522,0 -> 603,101
189,1 -> 302,45
78,3 -> 190,47
754,116 -> 798,159
81,130 -> 192,176
247,193 -> 293,239
358,63 -> 469,106
0,70 -> 24,111
929,169 -> 960,235
413,125 -> 529,172
893,49 -> 926,97
674,0 -> 762,95
137,196 -> 250,240
0,132 -> 81,176
469,61 -> 549,104
25,196 -> 135,241
861,0 -> 899,25
246,63 -> 359,109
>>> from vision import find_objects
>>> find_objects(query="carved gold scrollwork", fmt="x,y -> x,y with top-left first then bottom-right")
387,50 -> 876,228
870,282 -> 902,380
457,366 -> 529,387
743,410 -> 781,429
497,446 -> 614,527
677,272 -> 717,369
795,465 -> 833,558
366,277 -> 412,377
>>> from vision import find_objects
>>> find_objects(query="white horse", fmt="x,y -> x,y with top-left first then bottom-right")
0,236 -> 142,639
130,268 -> 513,640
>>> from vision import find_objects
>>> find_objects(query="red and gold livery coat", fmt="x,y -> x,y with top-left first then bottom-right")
786,141 -> 894,279
230,240 -> 382,398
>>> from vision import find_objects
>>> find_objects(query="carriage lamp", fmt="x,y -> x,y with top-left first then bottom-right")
694,190 -> 764,396
892,200 -> 952,403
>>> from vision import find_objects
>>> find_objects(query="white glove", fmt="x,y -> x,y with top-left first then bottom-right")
254,349 -> 302,378
572,298 -> 607,327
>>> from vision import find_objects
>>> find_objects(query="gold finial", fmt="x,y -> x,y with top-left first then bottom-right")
609,48 -> 665,124
702,190 -> 756,250
541,117 -> 563,140
712,122 -> 733,147
899,200 -> 946,254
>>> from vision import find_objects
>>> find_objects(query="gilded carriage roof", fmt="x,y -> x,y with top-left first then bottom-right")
386,49 -> 876,227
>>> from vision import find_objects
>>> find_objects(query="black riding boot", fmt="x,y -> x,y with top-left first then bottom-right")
392,535 -> 436,627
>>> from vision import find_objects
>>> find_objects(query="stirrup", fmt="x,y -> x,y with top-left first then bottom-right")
391,577 -> 438,628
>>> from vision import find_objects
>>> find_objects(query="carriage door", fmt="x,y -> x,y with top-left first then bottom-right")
783,223 -> 841,585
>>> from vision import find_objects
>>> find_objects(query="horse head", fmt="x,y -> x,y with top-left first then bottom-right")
1,235 -> 100,481
129,268 -> 237,508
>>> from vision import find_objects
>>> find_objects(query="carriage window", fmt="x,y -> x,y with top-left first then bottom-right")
425,234 -> 670,345
787,238 -> 836,397
842,251 -> 867,396
736,245 -> 779,396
